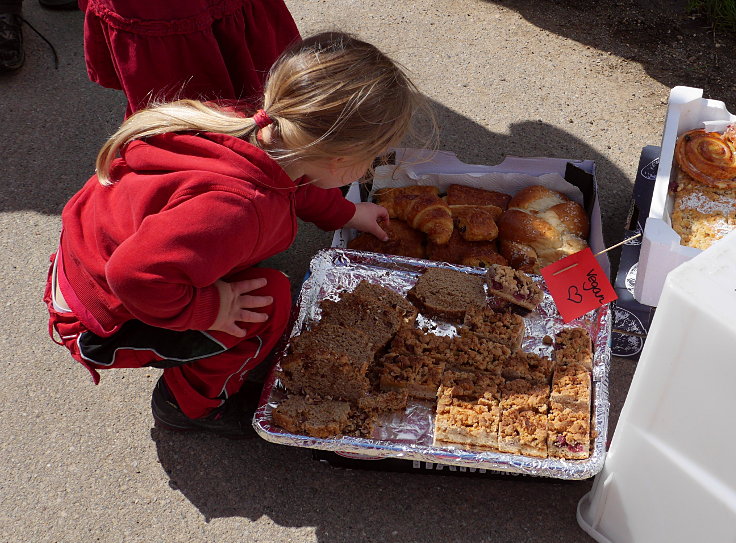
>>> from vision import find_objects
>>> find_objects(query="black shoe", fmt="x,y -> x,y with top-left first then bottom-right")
39,0 -> 79,10
0,13 -> 24,72
151,377 -> 260,440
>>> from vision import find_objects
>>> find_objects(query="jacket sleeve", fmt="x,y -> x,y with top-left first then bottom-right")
105,191 -> 261,331
293,179 -> 356,231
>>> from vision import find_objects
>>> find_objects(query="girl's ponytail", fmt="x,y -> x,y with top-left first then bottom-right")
96,100 -> 260,185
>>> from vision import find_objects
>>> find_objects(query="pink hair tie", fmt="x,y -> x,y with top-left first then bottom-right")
253,109 -> 273,129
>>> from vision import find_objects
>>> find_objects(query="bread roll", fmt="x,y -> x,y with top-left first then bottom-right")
498,185 -> 589,273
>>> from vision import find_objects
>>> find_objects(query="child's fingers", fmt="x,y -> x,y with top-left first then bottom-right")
238,309 -> 270,324
240,294 -> 273,309
233,277 -> 268,295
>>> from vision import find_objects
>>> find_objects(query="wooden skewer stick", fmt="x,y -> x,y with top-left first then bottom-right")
552,233 -> 642,276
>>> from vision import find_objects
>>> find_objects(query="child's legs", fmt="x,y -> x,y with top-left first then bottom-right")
46,261 -> 293,418
161,268 -> 292,418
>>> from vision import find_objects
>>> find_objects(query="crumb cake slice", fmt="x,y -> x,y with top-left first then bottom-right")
272,395 -> 351,438
378,353 -> 446,399
385,323 -> 453,358
461,306 -> 526,351
441,369 -> 504,401
498,351 -> 553,386
497,379 -> 551,458
550,363 -> 591,412
554,328 -> 593,369
446,331 -> 512,373
485,263 -> 544,314
406,267 -> 487,322
433,386 -> 501,450
547,406 -> 591,459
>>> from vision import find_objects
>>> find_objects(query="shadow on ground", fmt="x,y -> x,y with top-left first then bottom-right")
485,0 -> 736,110
151,428 -> 592,542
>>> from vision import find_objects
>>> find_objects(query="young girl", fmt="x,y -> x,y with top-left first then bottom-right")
45,31 -> 433,439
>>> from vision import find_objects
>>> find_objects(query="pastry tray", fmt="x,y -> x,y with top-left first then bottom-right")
253,248 -> 612,480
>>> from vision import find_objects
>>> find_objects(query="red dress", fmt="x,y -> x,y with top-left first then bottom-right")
80,0 -> 300,115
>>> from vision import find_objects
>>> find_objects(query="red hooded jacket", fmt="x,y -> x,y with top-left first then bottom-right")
59,131 -> 355,335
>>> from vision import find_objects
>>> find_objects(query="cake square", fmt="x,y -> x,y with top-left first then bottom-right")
547,406 -> 591,459
279,323 -> 374,401
378,353 -> 446,399
498,351 -> 553,386
550,363 -> 591,412
272,395 -> 351,439
433,386 -> 501,450
461,305 -> 526,351
319,291 -> 404,350
440,368 -> 504,401
554,328 -> 593,369
446,330 -> 512,373
384,323 -> 453,358
485,263 -> 544,314
406,267 -> 487,322
497,404 -> 549,458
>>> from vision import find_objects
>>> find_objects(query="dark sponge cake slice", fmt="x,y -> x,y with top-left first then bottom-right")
406,267 -> 487,322
319,292 -> 404,350
272,394 -> 352,439
349,280 -> 418,324
279,323 -> 375,401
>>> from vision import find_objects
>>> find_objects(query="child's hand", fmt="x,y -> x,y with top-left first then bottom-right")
210,278 -> 273,337
344,202 -> 390,241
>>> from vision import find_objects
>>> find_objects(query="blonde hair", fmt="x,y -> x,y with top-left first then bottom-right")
96,31 -> 436,185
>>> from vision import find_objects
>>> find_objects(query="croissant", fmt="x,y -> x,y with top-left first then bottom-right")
375,186 -> 453,244
497,185 -> 589,273
444,184 -> 507,242
426,230 -> 508,268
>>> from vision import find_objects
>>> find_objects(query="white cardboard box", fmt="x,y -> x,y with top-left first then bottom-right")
332,148 -> 610,277
634,86 -> 736,307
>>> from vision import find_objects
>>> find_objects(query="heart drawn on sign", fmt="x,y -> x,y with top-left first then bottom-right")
567,285 -> 583,303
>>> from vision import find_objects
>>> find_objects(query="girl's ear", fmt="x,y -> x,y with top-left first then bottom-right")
327,156 -> 346,173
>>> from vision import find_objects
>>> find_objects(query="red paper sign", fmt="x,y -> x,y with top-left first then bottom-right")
540,248 -> 617,323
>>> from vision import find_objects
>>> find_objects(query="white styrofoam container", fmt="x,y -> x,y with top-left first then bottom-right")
332,148 -> 610,277
634,86 -> 736,306
577,229 -> 736,543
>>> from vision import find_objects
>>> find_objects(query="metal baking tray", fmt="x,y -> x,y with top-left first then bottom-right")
253,248 -> 612,480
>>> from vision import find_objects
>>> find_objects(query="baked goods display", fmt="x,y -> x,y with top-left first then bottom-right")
271,267 -> 596,461
670,128 -> 736,250
497,185 -> 589,273
349,182 -> 590,274
349,183 -> 511,267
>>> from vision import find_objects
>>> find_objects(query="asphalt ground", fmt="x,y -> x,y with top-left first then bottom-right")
0,0 -> 686,541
